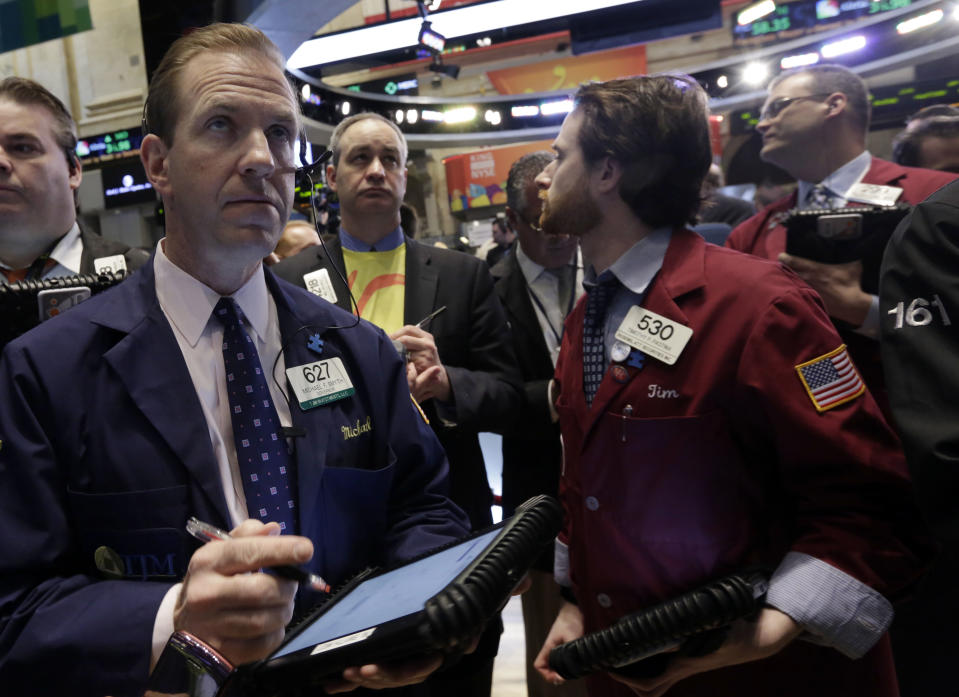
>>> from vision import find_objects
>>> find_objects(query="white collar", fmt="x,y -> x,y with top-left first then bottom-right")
0,221 -> 83,274
153,238 -> 271,347
798,151 -> 872,205
49,221 -> 83,274
584,227 -> 672,295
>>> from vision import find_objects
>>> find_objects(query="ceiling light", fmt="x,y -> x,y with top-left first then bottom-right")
716,74 -> 728,89
340,101 -> 351,115
444,106 -> 477,124
421,109 -> 445,122
395,109 -> 405,124
540,98 -> 574,116
737,1 -> 776,26
780,51 -> 821,70
896,9 -> 944,34
484,109 -> 502,125
742,62 -> 769,86
406,109 -> 419,124
820,34 -> 867,58
511,105 -> 540,118
300,84 -> 311,101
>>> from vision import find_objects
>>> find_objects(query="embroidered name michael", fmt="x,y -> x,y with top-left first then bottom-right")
342,416 -> 372,440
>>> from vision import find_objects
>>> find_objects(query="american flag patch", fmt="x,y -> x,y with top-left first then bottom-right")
795,345 -> 865,412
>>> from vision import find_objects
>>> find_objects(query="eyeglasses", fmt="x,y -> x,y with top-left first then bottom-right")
758,93 -> 832,122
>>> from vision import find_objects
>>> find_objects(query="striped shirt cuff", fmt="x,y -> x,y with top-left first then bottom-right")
554,538 -> 570,587
766,551 -> 892,659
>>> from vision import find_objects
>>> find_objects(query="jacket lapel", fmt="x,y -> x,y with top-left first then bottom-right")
313,237 -> 354,313
93,262 -> 231,524
498,253 -> 554,376
266,271 -> 337,539
583,229 -> 706,436
403,239 -> 439,326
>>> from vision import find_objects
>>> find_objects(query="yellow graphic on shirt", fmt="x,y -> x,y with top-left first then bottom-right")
342,245 -> 406,334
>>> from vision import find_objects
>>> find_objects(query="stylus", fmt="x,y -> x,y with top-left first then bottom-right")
186,517 -> 331,593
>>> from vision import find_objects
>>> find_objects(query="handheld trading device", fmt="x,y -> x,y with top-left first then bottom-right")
148,495 -> 562,697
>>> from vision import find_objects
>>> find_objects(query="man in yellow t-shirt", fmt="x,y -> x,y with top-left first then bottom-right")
274,113 -> 522,697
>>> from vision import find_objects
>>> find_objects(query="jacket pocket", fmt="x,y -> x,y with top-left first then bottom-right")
67,485 -> 190,580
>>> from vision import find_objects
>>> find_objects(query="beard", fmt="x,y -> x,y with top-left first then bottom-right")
539,185 -> 601,239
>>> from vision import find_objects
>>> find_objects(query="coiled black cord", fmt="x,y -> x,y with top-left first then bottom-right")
0,271 -> 125,349
422,495 -> 563,652
549,568 -> 769,680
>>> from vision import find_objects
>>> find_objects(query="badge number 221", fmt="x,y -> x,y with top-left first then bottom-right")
887,296 -> 951,329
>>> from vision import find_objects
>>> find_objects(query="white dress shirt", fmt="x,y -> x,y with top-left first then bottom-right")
150,238 -> 294,664
515,244 -> 584,367
0,222 -> 82,285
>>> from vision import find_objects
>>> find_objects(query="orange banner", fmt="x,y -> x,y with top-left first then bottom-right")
444,141 -> 553,212
486,45 -> 647,95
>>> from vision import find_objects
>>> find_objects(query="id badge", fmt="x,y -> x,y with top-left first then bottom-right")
846,182 -> 902,207
303,268 -> 337,304
614,306 -> 692,365
286,357 -> 355,410
93,254 -> 128,275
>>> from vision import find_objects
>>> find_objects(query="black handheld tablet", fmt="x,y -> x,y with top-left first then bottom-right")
218,494 -> 562,696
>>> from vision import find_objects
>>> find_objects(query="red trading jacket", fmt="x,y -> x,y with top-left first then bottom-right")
554,228 -> 931,697
725,157 -> 957,418
725,157 -> 956,260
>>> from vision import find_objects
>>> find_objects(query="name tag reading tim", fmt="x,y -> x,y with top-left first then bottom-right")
615,306 -> 692,365
286,357 -> 355,410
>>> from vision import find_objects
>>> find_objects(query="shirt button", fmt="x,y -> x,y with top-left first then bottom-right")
597,593 -> 612,608
585,496 -> 599,511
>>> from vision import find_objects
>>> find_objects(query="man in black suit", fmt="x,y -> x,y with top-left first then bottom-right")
0,77 -> 148,285
273,112 -> 522,697
490,151 -> 585,697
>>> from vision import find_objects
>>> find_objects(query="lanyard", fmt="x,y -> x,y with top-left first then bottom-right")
526,269 -> 577,347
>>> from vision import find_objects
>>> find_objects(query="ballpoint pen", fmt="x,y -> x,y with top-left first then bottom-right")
392,305 -> 449,360
415,305 -> 447,329
186,517 -> 331,593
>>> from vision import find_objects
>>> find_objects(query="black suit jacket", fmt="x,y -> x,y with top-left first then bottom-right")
274,236 -> 523,530
489,253 -> 563,568
78,226 -> 151,275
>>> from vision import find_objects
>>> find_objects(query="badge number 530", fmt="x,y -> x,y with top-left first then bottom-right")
637,313 -> 675,341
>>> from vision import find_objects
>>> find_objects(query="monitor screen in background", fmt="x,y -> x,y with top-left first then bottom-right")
100,159 -> 156,209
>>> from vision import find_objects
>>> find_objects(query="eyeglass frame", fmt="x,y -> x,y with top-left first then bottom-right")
758,92 -> 834,123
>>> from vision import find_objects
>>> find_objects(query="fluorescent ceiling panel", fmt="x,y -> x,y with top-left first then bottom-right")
288,0 -> 646,70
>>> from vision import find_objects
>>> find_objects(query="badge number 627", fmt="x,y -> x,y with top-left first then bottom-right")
302,362 -> 330,383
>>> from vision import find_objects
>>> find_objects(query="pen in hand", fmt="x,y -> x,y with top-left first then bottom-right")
186,517 -> 331,593
415,305 -> 447,329
392,306 -> 448,359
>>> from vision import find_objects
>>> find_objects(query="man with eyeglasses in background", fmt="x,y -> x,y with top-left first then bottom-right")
727,63 -> 956,697
726,65 -> 955,409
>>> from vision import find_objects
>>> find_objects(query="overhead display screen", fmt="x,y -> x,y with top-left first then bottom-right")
76,127 -> 144,164
733,0 -> 915,44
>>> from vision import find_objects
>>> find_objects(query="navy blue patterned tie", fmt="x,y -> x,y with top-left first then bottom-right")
214,297 -> 298,533
806,184 -> 836,210
582,272 -> 618,406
